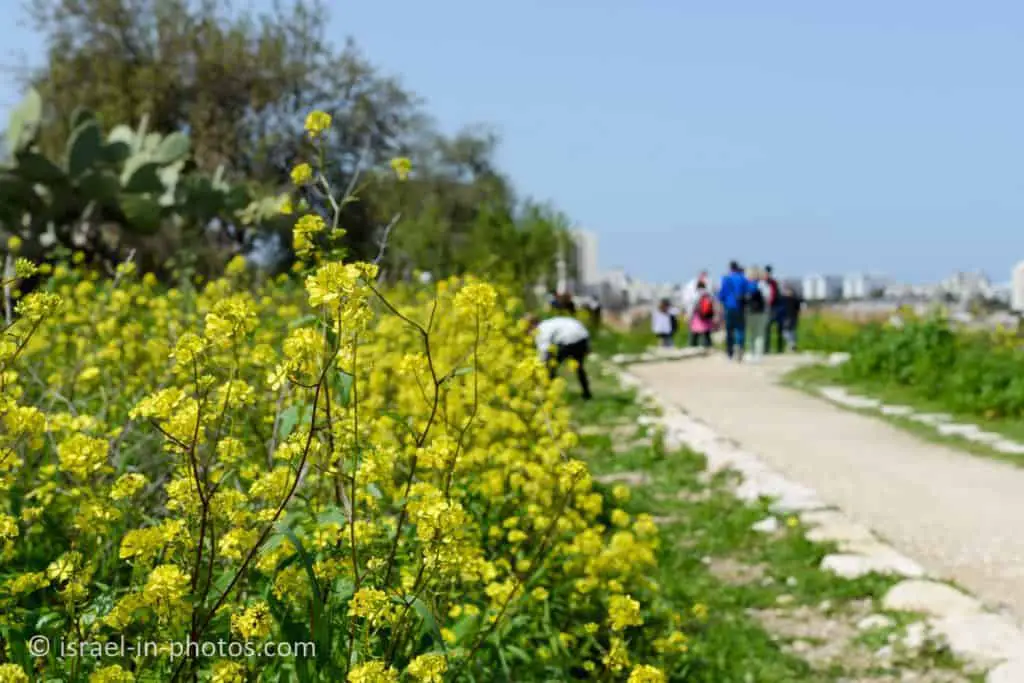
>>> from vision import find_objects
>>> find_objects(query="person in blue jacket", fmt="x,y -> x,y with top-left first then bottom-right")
718,260 -> 753,361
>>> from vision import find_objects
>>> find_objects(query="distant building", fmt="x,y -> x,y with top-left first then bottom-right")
842,273 -> 889,300
1012,262 -> 1024,312
802,274 -> 842,301
942,270 -> 991,302
571,230 -> 600,291
842,273 -> 868,300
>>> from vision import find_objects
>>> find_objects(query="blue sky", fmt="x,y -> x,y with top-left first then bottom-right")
3,1 -> 1023,284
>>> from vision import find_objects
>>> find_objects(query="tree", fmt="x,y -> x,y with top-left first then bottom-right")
19,0 -> 573,286
25,0 -> 422,179
368,125 -> 570,291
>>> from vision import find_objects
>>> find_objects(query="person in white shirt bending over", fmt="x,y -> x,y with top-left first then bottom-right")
524,314 -> 593,400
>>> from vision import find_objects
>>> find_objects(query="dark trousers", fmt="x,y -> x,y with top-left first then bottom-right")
784,316 -> 799,349
689,331 -> 711,347
724,308 -> 745,358
548,338 -> 592,399
767,306 -> 787,353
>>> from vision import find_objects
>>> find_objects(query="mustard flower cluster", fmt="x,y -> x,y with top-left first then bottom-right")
0,111 -> 698,681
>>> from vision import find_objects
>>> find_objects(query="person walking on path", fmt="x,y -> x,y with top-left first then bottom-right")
525,314 -> 593,399
718,261 -> 751,361
652,299 -> 677,347
763,265 -> 786,353
682,270 -> 709,317
779,284 -> 804,351
744,266 -> 771,362
688,281 -> 715,347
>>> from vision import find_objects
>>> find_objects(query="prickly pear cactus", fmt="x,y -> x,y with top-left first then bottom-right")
5,88 -> 42,156
1,89 -> 285,271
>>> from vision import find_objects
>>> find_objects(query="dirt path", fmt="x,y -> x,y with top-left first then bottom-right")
629,354 -> 1024,623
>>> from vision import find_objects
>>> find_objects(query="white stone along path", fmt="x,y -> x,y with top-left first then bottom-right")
813,385 -> 1024,457
611,352 -> 1024,681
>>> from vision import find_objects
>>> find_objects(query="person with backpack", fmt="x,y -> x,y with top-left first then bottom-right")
763,265 -> 786,353
681,269 -> 709,316
652,298 -> 677,347
717,260 -> 753,361
744,266 -> 771,362
688,281 -> 715,347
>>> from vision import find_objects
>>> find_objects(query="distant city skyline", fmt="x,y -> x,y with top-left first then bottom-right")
3,1 -> 1024,283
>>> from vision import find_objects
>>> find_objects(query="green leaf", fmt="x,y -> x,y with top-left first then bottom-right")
143,132 -> 162,153
277,404 -> 301,441
453,366 -> 474,377
333,576 -> 355,603
316,506 -> 348,527
66,120 -> 104,179
289,314 -> 320,330
497,646 -> 512,679
6,88 -> 42,154
382,411 -> 417,439
35,612 -> 63,631
259,531 -> 288,558
277,524 -> 323,603
505,644 -> 532,663
153,132 -> 190,164
333,370 -> 353,407
121,158 -> 165,194
69,106 -> 96,130
404,594 -> 444,645
209,570 -> 235,596
103,140 -> 132,165
15,152 -> 66,185
0,172 -> 39,210
78,171 -> 120,206
451,612 -> 480,641
118,194 -> 163,234
107,124 -> 136,146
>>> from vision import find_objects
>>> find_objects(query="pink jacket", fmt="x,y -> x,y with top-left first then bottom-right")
689,296 -> 715,333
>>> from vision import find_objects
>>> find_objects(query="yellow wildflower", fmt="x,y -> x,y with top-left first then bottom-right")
290,163 -> 313,186
406,653 -> 447,682
390,157 -> 412,181
608,594 -> 643,631
628,665 -> 667,683
347,661 -> 398,683
305,110 -> 332,138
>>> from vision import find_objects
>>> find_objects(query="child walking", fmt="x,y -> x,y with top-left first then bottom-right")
688,282 -> 715,347
652,299 -> 677,347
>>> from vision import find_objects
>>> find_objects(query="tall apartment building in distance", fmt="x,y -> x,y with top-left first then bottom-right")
572,229 -> 600,290
802,274 -> 843,301
1012,261 -> 1024,312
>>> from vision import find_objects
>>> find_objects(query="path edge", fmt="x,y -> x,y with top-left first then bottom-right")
607,358 -> 1024,682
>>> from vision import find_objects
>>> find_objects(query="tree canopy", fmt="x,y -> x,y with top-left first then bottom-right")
16,0 -> 573,289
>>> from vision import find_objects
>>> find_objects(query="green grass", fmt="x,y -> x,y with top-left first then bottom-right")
564,366 -> 978,682
589,326 -> 658,357
784,363 -> 1024,467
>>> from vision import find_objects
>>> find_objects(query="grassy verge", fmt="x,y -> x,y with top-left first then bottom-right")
564,365 -> 978,682
784,363 -> 1024,467
589,325 -> 658,357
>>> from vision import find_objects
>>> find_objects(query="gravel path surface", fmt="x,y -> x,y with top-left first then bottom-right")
630,354 -> 1024,623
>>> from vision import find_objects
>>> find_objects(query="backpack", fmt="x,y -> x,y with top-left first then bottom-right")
766,278 -> 780,306
746,286 -> 766,314
697,294 -> 714,321
669,311 -> 679,335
